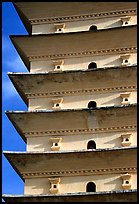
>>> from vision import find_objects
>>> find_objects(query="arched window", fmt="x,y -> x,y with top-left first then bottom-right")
89,25 -> 97,31
86,182 -> 96,192
88,62 -> 97,69
88,101 -> 97,109
87,140 -> 96,149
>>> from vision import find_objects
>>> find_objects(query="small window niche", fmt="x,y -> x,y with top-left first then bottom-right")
121,173 -> 131,190
50,137 -> 62,151
121,133 -> 132,147
120,92 -> 131,105
88,62 -> 97,69
53,60 -> 64,71
88,101 -> 97,109
87,140 -> 96,150
89,25 -> 97,31
54,23 -> 65,33
48,178 -> 60,194
120,54 -> 131,66
121,16 -> 131,26
86,182 -> 96,192
52,98 -> 63,110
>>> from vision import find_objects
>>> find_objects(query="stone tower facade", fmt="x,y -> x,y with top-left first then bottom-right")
3,2 -> 137,202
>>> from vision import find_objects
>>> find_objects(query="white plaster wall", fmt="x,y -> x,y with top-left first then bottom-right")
26,131 -> 137,152
32,15 -> 137,35
24,173 -> 137,195
30,53 -> 137,73
28,91 -> 137,111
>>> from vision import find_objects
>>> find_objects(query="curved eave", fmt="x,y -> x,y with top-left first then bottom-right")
13,3 -> 31,34
3,147 -> 137,181
8,73 -> 28,107
10,35 -> 30,72
5,111 -> 26,143
2,189 -> 137,202
8,65 -> 137,104
9,25 -> 137,71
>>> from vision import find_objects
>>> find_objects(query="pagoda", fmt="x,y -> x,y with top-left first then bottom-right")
3,2 -> 137,202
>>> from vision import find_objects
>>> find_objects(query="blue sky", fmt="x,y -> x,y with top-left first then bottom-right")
2,2 -> 28,197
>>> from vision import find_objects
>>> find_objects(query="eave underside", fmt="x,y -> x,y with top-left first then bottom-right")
10,25 -> 137,71
2,189 -> 137,202
13,2 -> 137,21
3,147 -> 137,181
8,66 -> 137,104
6,104 -> 137,143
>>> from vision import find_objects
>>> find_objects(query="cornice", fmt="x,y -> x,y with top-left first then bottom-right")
26,85 -> 137,98
22,167 -> 137,178
30,9 -> 137,25
28,47 -> 136,61
24,125 -> 136,137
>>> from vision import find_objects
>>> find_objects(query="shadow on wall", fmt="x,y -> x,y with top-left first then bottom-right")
104,20 -> 122,29
104,137 -> 121,147
103,176 -> 122,191
101,96 -> 122,106
103,58 -> 121,67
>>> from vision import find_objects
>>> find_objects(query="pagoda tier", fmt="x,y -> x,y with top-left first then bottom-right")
2,189 -> 137,202
3,147 -> 137,194
8,66 -> 137,109
10,25 -> 137,71
6,105 -> 137,151
13,2 -> 137,35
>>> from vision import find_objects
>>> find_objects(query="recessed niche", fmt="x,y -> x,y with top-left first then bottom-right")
53,60 -> 64,71
121,16 -> 131,26
120,92 -> 131,105
52,98 -> 63,110
48,178 -> 60,194
120,54 -> 131,66
50,137 -> 62,151
121,133 -> 132,147
54,23 -> 65,33
121,173 -> 131,190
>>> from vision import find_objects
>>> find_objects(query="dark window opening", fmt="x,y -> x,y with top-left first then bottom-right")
87,140 -> 96,149
86,182 -> 96,192
88,62 -> 97,69
89,25 -> 97,31
88,101 -> 97,109
53,185 -> 57,188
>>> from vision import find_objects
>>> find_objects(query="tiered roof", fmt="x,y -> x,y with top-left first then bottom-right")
3,2 -> 137,202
